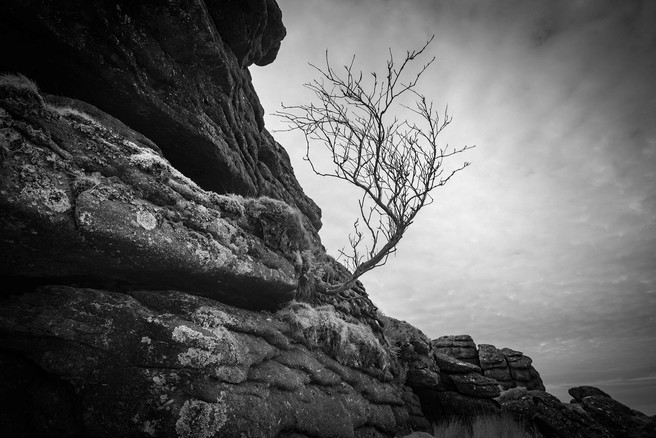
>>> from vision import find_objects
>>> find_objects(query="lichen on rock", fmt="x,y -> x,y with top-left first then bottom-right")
172,323 -> 241,370
1,72 -> 307,309
175,396 -> 228,438
277,300 -> 392,371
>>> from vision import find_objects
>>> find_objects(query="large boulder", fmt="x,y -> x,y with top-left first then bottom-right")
434,338 -> 545,393
0,76 -> 313,310
568,385 -> 612,401
448,374 -> 501,399
0,0 -> 321,231
433,352 -> 481,375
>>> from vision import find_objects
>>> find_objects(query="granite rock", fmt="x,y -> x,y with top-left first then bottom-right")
0,0 -> 321,231
0,80 -> 311,310
0,286 -> 427,438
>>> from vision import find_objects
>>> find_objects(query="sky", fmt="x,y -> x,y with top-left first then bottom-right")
250,0 -> 656,415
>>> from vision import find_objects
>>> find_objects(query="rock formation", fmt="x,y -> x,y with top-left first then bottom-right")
1,1 -> 654,437
497,386 -> 656,438
0,286 -> 427,437
0,0 -> 321,231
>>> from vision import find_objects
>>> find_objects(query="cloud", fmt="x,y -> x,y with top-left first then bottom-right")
253,0 -> 656,414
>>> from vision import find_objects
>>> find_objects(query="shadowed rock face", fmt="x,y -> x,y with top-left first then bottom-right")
0,0 -> 321,231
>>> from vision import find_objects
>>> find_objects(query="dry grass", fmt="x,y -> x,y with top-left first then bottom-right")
277,301 -> 391,370
432,415 -> 535,438
0,73 -> 44,105
242,196 -> 309,254
47,105 -> 99,125
0,73 -> 40,94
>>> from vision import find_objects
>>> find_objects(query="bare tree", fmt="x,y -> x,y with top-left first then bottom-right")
276,37 -> 474,294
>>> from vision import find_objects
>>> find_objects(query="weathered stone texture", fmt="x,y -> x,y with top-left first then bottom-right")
0,0 -> 321,231
0,83 -> 311,310
0,286 -> 427,438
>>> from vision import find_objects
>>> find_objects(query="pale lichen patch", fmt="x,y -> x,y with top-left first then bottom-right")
136,209 -> 158,230
77,210 -> 93,227
172,325 -> 214,349
19,185 -> 71,213
49,105 -> 101,127
191,307 -> 237,328
172,324 -> 240,369
128,148 -> 198,189
177,347 -> 218,368
175,395 -> 227,438
232,259 -> 255,275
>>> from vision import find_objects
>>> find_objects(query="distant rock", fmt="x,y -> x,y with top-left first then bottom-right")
433,352 -> 481,374
568,385 -> 612,402
479,344 -> 513,388
569,386 -> 656,438
428,334 -> 554,434
494,385 -> 656,437
448,373 -> 501,399
499,389 -> 614,438
432,337 -> 545,394
432,334 -> 480,367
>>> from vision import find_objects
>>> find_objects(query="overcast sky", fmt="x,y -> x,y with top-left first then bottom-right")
251,0 -> 656,415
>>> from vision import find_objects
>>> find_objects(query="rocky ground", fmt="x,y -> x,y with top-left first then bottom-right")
1,1 -> 654,437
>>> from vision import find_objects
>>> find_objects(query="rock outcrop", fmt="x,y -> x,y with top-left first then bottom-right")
0,286 -> 427,437
0,0 -> 321,231
413,331 -> 656,437
0,81 -> 310,310
0,6 -> 432,433
497,386 -> 656,438
433,335 -> 545,393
